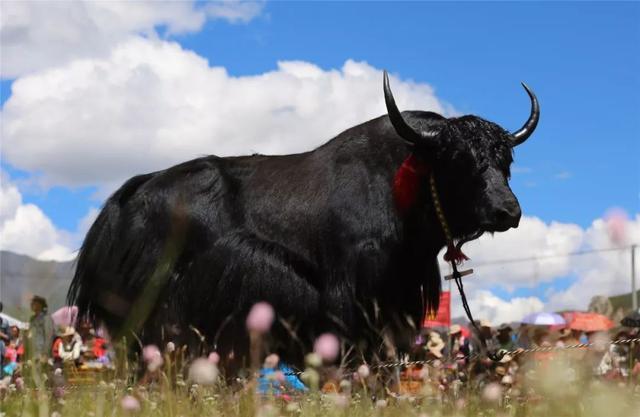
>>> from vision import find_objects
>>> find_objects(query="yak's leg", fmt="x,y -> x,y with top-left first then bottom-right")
176,231 -> 322,369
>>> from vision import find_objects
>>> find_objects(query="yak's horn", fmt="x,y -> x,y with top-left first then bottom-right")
511,82 -> 540,146
383,70 -> 438,147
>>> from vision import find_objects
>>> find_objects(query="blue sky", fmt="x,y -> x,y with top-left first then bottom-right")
1,1 -> 638,319
3,1 -> 638,229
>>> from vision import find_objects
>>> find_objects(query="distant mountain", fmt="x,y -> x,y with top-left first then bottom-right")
0,251 -> 75,321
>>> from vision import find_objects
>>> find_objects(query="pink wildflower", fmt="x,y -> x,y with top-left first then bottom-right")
208,351 -> 220,365
53,386 -> 65,399
15,377 -> 24,391
142,345 -> 162,364
605,208 -> 628,245
246,302 -> 275,334
121,395 -> 141,412
313,333 -> 340,363
142,345 -> 163,371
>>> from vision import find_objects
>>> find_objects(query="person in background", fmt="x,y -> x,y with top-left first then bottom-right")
425,331 -> 446,361
2,325 -> 24,379
3,326 -> 24,365
516,323 -> 532,349
27,296 -> 54,361
470,320 -> 496,355
448,324 -> 470,360
469,320 -> 497,381
52,326 -> 81,367
606,329 -> 632,379
81,328 -> 111,365
530,327 -> 556,368
257,353 -> 307,397
0,302 -> 10,377
496,324 -> 517,352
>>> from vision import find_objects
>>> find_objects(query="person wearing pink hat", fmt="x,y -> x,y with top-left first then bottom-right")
448,324 -> 470,361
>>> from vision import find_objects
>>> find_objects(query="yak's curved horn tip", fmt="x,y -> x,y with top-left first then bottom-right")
520,82 -> 536,98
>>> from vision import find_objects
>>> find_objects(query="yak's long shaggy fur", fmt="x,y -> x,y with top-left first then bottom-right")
68,110 -> 516,366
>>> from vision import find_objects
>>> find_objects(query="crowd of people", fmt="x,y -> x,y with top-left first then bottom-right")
389,319 -> 640,400
0,296 -> 112,386
252,317 -> 640,402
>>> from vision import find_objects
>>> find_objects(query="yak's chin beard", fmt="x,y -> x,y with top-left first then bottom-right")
456,228 -> 485,247
482,222 -> 514,233
449,219 -> 485,243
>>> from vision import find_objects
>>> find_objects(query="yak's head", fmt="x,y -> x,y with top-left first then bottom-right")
383,71 -> 539,238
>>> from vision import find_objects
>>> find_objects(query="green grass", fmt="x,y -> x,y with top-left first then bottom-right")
2,355 -> 639,417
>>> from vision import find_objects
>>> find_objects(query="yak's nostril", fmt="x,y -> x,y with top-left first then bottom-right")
494,203 -> 521,228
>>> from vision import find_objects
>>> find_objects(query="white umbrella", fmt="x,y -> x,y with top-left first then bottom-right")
521,312 -> 566,326
0,312 -> 29,329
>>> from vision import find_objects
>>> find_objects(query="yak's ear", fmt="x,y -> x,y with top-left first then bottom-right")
383,70 -> 439,149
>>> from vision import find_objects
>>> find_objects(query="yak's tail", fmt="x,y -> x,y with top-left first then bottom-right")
67,173 -> 154,329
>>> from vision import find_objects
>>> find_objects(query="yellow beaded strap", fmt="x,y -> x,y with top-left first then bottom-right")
428,172 -> 469,265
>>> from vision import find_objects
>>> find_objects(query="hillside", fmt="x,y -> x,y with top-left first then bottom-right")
0,251 -> 75,321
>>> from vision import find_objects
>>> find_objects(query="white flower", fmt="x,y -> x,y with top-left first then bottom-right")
357,364 -> 370,379
482,383 -> 503,402
305,353 -> 322,368
332,394 -> 350,408
188,358 -> 219,385
375,399 -> 387,408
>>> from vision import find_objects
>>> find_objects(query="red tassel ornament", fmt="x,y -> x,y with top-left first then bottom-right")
393,154 -> 430,213
443,243 -> 470,265
394,155 -> 471,266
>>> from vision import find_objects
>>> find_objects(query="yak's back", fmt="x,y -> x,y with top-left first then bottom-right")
68,156 -> 235,328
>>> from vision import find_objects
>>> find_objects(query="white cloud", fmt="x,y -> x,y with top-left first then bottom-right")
511,166 -> 532,174
0,173 -> 99,262
1,37 -> 450,191
204,1 -> 265,23
439,216 -> 585,291
0,0 -> 265,78
442,213 -> 640,317
451,290 -> 544,325
546,214 -> 640,311
0,174 -> 74,261
554,171 -> 572,180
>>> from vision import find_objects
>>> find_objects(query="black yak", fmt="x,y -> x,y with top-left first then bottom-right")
68,71 -> 538,366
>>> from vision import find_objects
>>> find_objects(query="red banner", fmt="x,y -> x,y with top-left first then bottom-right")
423,291 -> 451,328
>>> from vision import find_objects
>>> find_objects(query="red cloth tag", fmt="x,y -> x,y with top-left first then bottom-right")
393,154 -> 430,213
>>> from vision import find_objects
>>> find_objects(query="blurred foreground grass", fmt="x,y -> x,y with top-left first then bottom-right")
2,359 -> 639,417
